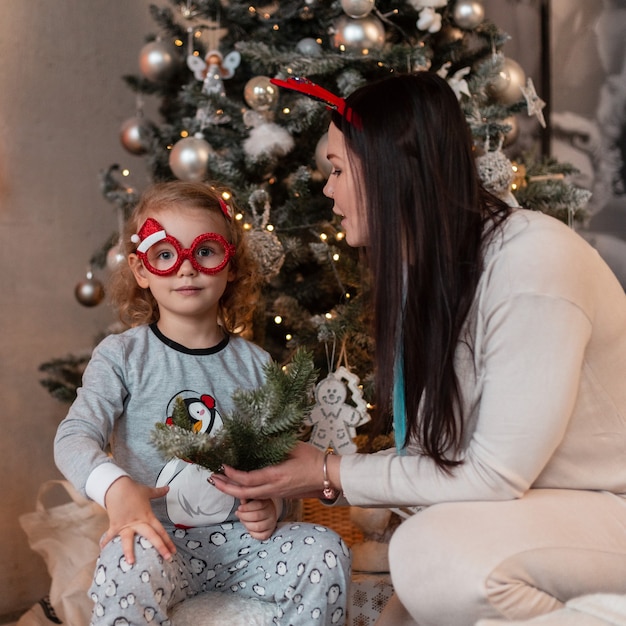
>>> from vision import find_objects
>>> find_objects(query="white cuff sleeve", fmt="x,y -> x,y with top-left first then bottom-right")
85,463 -> 130,508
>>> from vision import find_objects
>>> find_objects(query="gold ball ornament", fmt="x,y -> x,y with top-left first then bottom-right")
340,0 -> 375,19
169,134 -> 213,182
119,116 -> 152,155
502,115 -> 519,147
452,0 -> 485,30
488,57 -> 526,105
331,14 -> 385,53
138,41 -> 178,83
75,273 -> 105,307
243,76 -> 279,112
436,24 -> 464,45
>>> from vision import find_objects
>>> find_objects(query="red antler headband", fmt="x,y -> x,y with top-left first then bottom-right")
270,77 -> 361,128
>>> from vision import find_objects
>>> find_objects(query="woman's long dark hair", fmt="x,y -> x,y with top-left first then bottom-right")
332,72 -> 511,470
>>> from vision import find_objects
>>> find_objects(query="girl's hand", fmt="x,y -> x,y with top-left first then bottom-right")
101,476 -> 176,564
211,442 -> 338,500
236,499 -> 278,540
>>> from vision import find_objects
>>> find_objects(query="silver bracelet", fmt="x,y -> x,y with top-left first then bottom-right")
322,446 -> 340,500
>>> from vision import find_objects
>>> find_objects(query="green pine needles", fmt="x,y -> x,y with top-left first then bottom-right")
151,347 -> 318,472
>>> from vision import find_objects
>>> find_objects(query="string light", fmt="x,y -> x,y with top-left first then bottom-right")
274,315 -> 283,324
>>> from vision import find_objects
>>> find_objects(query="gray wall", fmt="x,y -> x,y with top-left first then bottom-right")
0,1 -> 154,617
0,0 -> 541,618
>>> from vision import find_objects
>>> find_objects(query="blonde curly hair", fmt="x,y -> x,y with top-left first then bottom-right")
108,181 -> 260,334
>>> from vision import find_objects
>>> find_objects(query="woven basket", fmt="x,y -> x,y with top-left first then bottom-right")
300,498 -> 364,547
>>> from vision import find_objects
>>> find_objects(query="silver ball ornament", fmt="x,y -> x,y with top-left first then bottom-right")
243,76 -> 279,112
488,57 -> 526,105
106,244 -> 126,270
340,0 -> 375,19
169,135 -> 213,182
138,41 -> 178,83
331,15 -> 385,53
75,274 -> 105,307
296,37 -> 322,56
452,0 -> 485,30
119,116 -> 152,155
315,133 -> 332,178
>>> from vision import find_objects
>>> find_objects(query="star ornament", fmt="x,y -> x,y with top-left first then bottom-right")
521,77 -> 546,128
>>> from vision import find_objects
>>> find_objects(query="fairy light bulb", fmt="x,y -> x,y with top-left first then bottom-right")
274,315 -> 283,324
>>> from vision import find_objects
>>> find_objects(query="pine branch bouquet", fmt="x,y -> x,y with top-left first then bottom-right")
152,348 -> 318,471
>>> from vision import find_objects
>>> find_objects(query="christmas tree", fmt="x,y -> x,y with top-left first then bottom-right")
41,0 -> 590,411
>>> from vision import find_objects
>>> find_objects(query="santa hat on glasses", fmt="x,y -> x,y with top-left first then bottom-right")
131,218 -> 166,253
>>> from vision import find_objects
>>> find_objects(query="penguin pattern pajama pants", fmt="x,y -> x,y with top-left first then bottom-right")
88,520 -> 351,626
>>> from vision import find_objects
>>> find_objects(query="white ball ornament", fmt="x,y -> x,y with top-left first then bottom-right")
169,134 -> 213,182
488,57 -> 526,105
139,40 -> 178,83
106,243 -> 126,270
243,76 -> 279,112
315,133 -> 332,178
452,0 -> 485,30
119,116 -> 152,155
332,15 -> 385,53
340,0 -> 375,19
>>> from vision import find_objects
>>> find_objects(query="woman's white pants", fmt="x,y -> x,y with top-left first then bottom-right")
384,489 -> 626,626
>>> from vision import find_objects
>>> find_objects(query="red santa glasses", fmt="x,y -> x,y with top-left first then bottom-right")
132,217 -> 235,276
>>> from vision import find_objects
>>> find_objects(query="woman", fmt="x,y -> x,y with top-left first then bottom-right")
212,73 -> 626,625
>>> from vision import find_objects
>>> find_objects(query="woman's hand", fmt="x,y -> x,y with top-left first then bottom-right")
101,476 -> 176,564
236,499 -> 278,540
211,442 -> 337,500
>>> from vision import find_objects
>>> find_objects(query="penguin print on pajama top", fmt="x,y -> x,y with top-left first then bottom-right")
155,391 -> 237,527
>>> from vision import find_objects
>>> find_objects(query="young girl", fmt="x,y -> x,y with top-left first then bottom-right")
54,181 -> 350,626
212,73 -> 626,626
